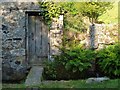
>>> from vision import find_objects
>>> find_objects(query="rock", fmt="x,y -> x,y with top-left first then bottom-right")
19,17 -> 25,27
2,51 -> 12,59
2,24 -> 8,30
2,59 -> 31,81
12,39 -> 23,49
86,77 -> 110,83
2,40 -> 13,49
13,28 -> 25,38
10,48 -> 25,56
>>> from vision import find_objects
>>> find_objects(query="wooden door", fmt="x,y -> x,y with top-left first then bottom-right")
28,16 -> 48,65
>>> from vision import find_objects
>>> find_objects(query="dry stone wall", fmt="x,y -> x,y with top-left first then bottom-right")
49,15 -> 63,55
1,2 -> 41,63
64,23 -> 118,50
1,1 -> 64,81
87,24 -> 118,49
1,2 -> 63,63
0,1 -> 40,81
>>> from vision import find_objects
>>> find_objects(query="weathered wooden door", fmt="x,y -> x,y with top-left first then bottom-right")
27,15 -> 48,65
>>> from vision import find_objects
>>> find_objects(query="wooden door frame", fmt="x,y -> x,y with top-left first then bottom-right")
25,10 -> 50,65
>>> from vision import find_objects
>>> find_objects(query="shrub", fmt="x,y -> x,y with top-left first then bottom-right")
97,44 -> 120,77
64,45 -> 95,73
43,45 -> 96,80
43,60 -> 57,79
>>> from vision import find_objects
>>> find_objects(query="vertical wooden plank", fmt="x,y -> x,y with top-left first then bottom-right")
35,16 -> 42,61
28,16 -> 31,63
32,16 -> 36,62
41,20 -> 48,57
28,16 -> 36,63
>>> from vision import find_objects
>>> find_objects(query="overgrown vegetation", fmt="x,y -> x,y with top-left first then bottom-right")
43,44 -> 96,80
43,43 -> 120,80
38,2 -> 86,32
63,45 -> 95,73
38,1 -> 118,80
38,2 -> 113,29
38,2 -> 62,27
60,2 -> 86,32
97,44 -> 120,78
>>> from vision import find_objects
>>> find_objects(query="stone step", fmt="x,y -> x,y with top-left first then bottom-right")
25,66 -> 43,86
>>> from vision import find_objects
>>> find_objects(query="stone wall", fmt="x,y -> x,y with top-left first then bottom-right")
87,24 -> 118,49
1,2 -> 63,63
1,2 -> 118,64
1,2 -> 34,63
49,15 -> 63,55
64,23 -> 118,50
0,1 -> 64,81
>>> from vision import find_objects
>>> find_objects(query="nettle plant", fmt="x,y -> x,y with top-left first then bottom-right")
97,44 -> 120,77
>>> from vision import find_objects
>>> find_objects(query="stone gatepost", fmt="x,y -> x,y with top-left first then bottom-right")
87,24 -> 99,76
49,15 -> 63,60
89,24 -> 98,50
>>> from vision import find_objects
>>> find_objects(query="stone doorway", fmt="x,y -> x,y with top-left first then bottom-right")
25,11 -> 49,66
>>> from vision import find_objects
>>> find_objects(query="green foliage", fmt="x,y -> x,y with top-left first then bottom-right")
61,2 -> 86,32
44,43 -> 120,79
43,45 -> 96,80
77,2 -> 113,23
97,44 -> 120,77
38,2 -> 61,27
43,60 -> 57,79
38,2 -> 78,27
59,2 -> 78,15
64,13 -> 86,32
38,2 -> 85,32
64,45 -> 95,73
38,2 -> 113,31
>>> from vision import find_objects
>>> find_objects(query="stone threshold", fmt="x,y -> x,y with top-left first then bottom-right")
25,66 -> 43,86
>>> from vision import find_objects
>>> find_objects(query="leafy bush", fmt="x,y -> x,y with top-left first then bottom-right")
97,44 -> 120,77
43,45 -> 96,80
64,45 -> 95,73
43,61 -> 57,79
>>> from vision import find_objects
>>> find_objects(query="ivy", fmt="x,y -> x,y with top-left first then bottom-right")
38,2 -> 85,32
38,2 -> 62,27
